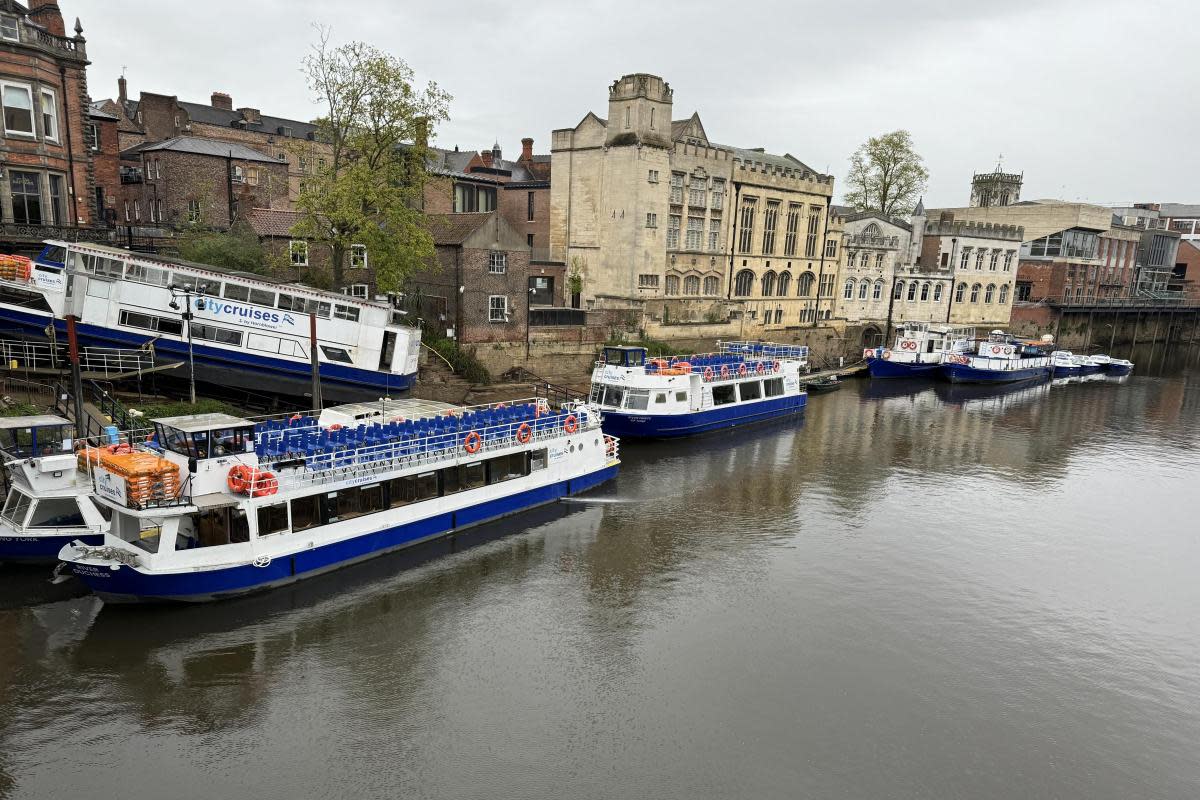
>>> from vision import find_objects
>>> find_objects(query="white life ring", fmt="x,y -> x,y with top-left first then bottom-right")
1004,346 -> 1015,355
882,349 -> 893,360
991,346 -> 1001,354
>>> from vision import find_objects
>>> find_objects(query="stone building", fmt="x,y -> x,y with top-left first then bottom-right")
914,211 -> 1024,327
970,163 -> 1022,208
0,0 -> 100,250
550,73 -> 838,334
246,207 -> 376,296
834,210 -> 912,325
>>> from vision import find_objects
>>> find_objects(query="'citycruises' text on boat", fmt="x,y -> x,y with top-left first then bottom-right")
0,242 -> 420,402
589,341 -> 809,438
59,398 -> 619,602
864,322 -> 976,378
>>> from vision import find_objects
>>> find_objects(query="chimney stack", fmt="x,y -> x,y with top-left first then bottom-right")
118,75 -> 128,104
211,92 -> 233,110
521,137 -> 533,162
27,0 -> 66,37
480,150 -> 493,168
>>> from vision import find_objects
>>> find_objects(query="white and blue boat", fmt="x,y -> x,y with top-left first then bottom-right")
59,398 -> 618,602
589,341 -> 808,438
1106,358 -> 1134,376
1050,350 -> 1082,378
1077,355 -> 1106,376
864,322 -> 975,379
0,415 -> 108,563
941,331 -> 1052,384
0,241 -> 421,403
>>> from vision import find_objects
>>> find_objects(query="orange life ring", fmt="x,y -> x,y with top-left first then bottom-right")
516,422 -> 532,443
738,363 -> 747,376
463,431 -> 482,454
249,470 -> 278,497
328,423 -> 343,431
756,362 -> 765,374
564,414 -> 579,434
703,366 -> 714,381
227,464 -> 252,493
991,346 -> 1001,354
882,349 -> 893,360
773,360 -> 781,372
289,414 -> 302,425
720,365 -> 730,379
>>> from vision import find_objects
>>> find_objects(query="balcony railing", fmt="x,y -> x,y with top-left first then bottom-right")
1044,294 -> 1198,309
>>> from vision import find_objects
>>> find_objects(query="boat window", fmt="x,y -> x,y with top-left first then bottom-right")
387,472 -> 438,507
247,333 -> 281,354
26,498 -> 85,528
40,244 -> 66,264
279,339 -> 308,358
118,309 -> 183,336
319,345 -> 354,364
156,425 -> 193,458
248,287 -> 275,306
257,502 -> 289,537
486,452 -> 527,484
191,323 -> 244,347
222,283 -> 250,302
530,449 -> 548,472
290,494 -> 321,532
85,279 -> 110,299
460,461 -> 485,490
711,384 -> 737,406
625,349 -> 645,367
125,263 -> 168,286
0,490 -> 32,526
738,381 -> 762,402
599,385 -> 624,408
334,304 -> 360,322
196,507 -> 249,547
763,378 -> 784,398
210,427 -> 251,457
624,390 -> 650,411
655,393 -> 668,404
675,391 -> 688,402
0,284 -> 54,311
331,484 -> 385,521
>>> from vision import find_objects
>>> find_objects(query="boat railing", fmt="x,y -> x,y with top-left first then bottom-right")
719,341 -> 810,361
603,434 -> 620,466
0,339 -> 154,377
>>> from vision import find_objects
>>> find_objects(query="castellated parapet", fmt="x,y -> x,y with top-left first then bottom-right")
925,216 -> 1024,242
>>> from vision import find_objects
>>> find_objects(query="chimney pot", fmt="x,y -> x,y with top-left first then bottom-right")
521,137 -> 533,162
481,150 -> 493,167
118,75 -> 128,104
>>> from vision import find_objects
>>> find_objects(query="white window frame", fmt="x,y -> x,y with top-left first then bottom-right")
39,88 -> 58,142
1,81 -> 36,138
350,244 -> 368,270
646,212 -> 657,229
488,295 -> 508,322
86,121 -> 100,151
488,251 -> 507,274
0,15 -> 18,42
187,199 -> 201,223
349,283 -> 369,298
289,240 -> 309,266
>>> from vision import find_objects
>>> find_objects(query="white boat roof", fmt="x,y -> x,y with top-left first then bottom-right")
0,414 -> 72,430
322,398 -> 459,422
153,413 -> 255,432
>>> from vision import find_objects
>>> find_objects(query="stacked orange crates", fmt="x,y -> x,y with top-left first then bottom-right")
0,253 -> 33,282
78,448 -> 181,505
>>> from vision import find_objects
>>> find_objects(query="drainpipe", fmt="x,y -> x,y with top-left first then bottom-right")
726,182 -> 741,298
226,151 -> 235,226
59,66 -> 78,227
811,195 -> 832,327
945,238 -> 958,323
454,247 -> 463,341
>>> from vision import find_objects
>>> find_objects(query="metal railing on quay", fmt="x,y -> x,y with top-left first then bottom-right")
0,339 -> 153,377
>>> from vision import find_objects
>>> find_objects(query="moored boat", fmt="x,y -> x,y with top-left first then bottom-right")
864,322 -> 975,378
1106,358 -> 1134,376
1050,350 -> 1082,377
589,341 -> 808,438
1077,355 -> 1106,376
59,398 -> 618,602
804,375 -> 842,394
940,331 -> 1052,384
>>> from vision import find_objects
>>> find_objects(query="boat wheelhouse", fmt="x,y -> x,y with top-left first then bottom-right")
0,415 -> 107,563
940,330 -> 1052,384
589,341 -> 808,438
0,241 -> 420,403
865,322 -> 975,378
59,398 -> 619,603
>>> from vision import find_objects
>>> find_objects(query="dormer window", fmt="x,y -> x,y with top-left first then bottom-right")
0,16 -> 19,41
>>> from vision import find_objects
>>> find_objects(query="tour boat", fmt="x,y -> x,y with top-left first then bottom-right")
0,415 -> 107,563
1050,350 -> 1082,377
1106,358 -> 1134,376
59,398 -> 619,602
0,242 -> 420,403
940,331 -> 1053,384
864,322 -> 976,378
588,341 -> 809,438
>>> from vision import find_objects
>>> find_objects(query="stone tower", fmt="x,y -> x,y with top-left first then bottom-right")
605,73 -> 673,149
970,162 -> 1022,208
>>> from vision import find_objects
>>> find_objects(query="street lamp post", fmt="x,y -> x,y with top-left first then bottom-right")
168,283 -> 208,405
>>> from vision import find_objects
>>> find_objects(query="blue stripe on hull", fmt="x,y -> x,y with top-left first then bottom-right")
0,307 -> 414,401
1078,365 -> 1105,376
0,532 -> 104,564
866,358 -> 942,379
1052,366 -> 1082,377
942,363 -> 1052,384
600,393 -> 806,439
66,464 -> 618,603
1106,364 -> 1132,376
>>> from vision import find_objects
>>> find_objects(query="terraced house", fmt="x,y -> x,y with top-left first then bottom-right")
550,73 -> 839,335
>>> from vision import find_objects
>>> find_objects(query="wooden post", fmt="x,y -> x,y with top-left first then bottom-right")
65,315 -> 85,439
1108,311 -> 1116,353
309,312 -> 322,410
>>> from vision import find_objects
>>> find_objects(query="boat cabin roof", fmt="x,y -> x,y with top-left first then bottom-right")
319,398 -> 458,425
153,413 -> 254,432
601,346 -> 647,367
0,414 -> 71,430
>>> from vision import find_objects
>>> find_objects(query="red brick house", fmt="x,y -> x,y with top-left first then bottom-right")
0,0 -> 101,250
245,207 -> 376,295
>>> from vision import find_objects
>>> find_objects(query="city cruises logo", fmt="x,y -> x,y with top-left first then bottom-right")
198,298 -> 297,330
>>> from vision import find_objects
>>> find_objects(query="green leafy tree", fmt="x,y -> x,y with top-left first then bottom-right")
843,130 -> 929,216
292,29 -> 451,291
176,222 -> 267,273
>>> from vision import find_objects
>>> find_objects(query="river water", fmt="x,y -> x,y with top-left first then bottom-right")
2,347 -> 1198,800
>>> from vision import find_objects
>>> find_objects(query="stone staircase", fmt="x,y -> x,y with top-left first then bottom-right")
411,348 -> 472,404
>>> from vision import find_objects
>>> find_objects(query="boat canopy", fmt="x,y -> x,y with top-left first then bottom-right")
601,346 -> 647,368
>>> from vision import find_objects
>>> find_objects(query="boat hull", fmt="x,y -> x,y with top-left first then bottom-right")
941,363 -> 1051,384
1052,365 -> 1082,377
0,531 -> 104,564
63,464 -> 617,603
599,393 -> 806,439
1079,364 -> 1105,376
0,306 -> 414,403
866,357 -> 942,379
1106,363 -> 1133,376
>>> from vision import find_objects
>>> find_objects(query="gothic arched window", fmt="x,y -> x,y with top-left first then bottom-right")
734,270 -> 754,297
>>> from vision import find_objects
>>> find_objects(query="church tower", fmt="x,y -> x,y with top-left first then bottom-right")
605,73 -> 673,149
970,161 -> 1022,208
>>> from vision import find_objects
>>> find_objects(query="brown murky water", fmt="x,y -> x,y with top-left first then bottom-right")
2,346 -> 1198,799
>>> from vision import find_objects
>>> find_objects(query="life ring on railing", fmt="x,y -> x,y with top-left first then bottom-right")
1004,346 -> 1015,355
720,365 -> 730,379
289,414 -> 302,425
463,431 -> 482,454
991,346 -> 1001,354
703,366 -> 714,381
227,464 -> 252,493
756,361 -> 766,374
564,414 -> 579,434
328,424 -> 343,431
738,363 -> 748,376
496,403 -> 506,409
250,470 -> 278,497
516,422 -> 532,443
882,349 -> 893,360
773,360 -> 781,372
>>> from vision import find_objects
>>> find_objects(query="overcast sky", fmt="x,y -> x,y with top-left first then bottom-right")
78,0 -> 1193,209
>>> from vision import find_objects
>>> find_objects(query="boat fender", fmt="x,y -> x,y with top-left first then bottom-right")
882,349 -> 892,360
463,431 -> 483,454
516,422 -> 532,443
564,414 -> 579,434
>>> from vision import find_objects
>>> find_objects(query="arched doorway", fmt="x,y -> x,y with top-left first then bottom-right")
861,325 -> 883,348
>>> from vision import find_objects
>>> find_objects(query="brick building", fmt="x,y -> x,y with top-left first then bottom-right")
245,207 -> 376,295
85,101 -> 118,224
116,136 -> 287,229
1173,239 -> 1200,300
0,0 -> 101,250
